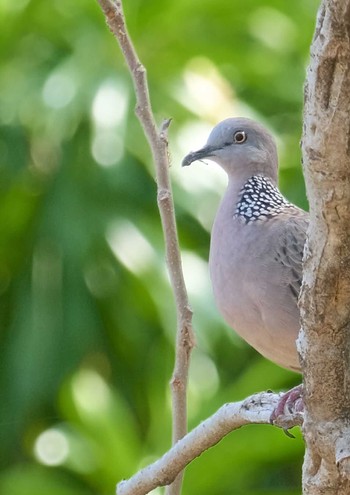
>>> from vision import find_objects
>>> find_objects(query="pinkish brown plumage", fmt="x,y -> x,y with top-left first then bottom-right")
183,118 -> 308,372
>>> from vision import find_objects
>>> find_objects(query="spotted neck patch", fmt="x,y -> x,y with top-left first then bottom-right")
235,175 -> 293,223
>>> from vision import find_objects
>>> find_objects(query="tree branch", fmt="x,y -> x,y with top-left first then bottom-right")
300,1 -> 350,493
117,392 -> 302,495
95,1 -> 195,494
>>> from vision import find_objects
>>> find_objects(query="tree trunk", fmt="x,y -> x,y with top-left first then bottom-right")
300,1 -> 350,493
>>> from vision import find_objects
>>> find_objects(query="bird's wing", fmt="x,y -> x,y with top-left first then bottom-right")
274,210 -> 309,301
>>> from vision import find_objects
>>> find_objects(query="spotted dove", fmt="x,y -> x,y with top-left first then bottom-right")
182,117 -> 308,372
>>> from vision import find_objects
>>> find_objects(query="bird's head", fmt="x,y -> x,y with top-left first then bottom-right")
182,117 -> 278,184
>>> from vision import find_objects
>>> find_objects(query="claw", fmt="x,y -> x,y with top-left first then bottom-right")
270,384 -> 304,425
283,428 -> 296,439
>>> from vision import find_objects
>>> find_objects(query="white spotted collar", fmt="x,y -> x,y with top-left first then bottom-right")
235,175 -> 294,223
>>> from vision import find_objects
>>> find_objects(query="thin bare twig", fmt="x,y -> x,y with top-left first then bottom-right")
117,392 -> 303,495
96,1 -> 195,493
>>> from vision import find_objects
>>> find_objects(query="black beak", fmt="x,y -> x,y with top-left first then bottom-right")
181,145 -> 219,167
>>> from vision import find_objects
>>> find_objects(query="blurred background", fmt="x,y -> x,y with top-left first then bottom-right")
0,0 -> 319,494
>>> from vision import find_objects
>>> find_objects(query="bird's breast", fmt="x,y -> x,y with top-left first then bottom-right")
209,214 -> 301,371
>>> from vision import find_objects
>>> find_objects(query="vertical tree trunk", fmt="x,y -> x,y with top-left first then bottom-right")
300,1 -> 350,493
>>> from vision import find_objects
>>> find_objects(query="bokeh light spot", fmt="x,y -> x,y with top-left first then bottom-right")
92,81 -> 128,128
72,369 -> 111,415
42,72 -> 76,109
249,7 -> 296,51
91,130 -> 124,167
190,352 -> 219,397
34,429 -> 69,466
181,251 -> 209,298
106,221 -> 156,274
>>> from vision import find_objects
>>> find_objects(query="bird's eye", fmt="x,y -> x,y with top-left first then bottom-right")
233,131 -> 247,144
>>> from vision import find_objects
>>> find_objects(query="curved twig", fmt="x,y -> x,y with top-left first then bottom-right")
117,392 -> 303,495
96,2 -> 195,494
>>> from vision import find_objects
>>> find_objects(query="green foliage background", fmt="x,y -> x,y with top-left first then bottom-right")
0,0 -> 319,493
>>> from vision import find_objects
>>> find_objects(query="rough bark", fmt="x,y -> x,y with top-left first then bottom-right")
299,1 -> 350,493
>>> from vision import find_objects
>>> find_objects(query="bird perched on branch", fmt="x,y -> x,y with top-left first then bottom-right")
182,118 -> 307,415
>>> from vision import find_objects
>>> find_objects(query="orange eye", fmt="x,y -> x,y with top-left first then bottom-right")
233,131 -> 247,144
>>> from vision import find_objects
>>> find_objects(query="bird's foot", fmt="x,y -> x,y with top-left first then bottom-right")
270,384 -> 304,425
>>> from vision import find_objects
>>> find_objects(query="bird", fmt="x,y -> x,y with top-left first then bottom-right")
182,117 -> 308,379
